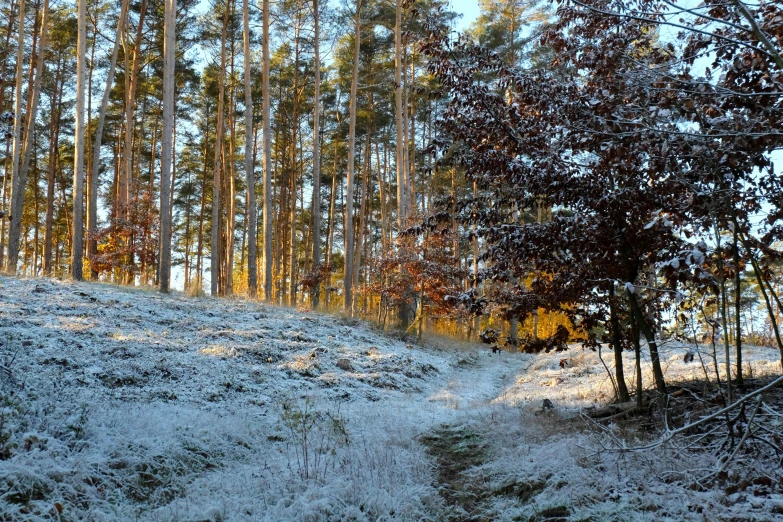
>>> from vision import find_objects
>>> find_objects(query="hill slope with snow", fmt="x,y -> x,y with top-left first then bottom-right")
0,276 -> 781,521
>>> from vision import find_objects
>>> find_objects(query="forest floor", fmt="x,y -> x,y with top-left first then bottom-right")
0,275 -> 782,521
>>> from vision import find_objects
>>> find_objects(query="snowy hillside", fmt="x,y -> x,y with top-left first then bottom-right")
1,276 -> 782,521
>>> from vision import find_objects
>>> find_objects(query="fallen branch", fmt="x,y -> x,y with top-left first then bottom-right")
699,395 -> 762,483
587,401 -> 637,419
626,374 -> 783,452
596,406 -> 641,424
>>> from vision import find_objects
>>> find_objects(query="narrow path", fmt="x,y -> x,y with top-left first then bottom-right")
414,351 -> 536,521
420,424 -> 489,521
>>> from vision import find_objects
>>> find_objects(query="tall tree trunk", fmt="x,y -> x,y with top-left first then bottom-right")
262,0 -> 272,301
32,131 -> 39,275
44,53 -> 62,275
226,9 -> 237,296
196,140 -> 209,292
0,0 -> 17,269
353,123 -> 370,315
394,0 -> 405,228
85,11 -> 96,278
325,123 -> 339,309
15,0 -> 47,273
120,0 -> 147,219
24,1 -> 43,275
310,0 -> 321,308
6,0 -> 25,273
344,1 -> 360,315
71,0 -> 86,280
243,0 -> 256,298
326,102 -> 341,273
211,0 -> 229,296
159,0 -> 175,292
289,17 -> 302,307
375,139 -> 387,252
89,0 -> 129,279
408,52 -> 415,214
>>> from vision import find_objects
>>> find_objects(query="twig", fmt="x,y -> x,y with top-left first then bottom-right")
580,412 -> 627,448
627,374 -> 783,452
596,406 -> 641,424
700,395 -> 762,483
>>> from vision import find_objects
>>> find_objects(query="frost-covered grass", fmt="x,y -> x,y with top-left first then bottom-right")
0,275 -> 781,521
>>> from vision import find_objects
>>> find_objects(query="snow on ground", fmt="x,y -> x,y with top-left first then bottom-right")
0,275 -> 781,521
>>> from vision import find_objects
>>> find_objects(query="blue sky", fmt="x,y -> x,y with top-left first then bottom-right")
451,1 -> 480,31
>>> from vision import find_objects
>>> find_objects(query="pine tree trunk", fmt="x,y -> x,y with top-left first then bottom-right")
32,132 -> 39,274
394,0 -> 405,228
6,0 -> 25,273
243,0 -> 256,298
408,55 -> 416,214
158,0 -> 175,292
344,1 -> 361,315
196,141 -> 208,292
43,54 -> 62,275
120,0 -> 147,220
310,0 -> 321,308
89,0 -> 129,279
226,13 -> 237,296
0,0 -> 18,269
211,0 -> 229,296
325,135 -> 338,309
288,18 -> 302,307
375,139 -> 387,252
353,126 -> 370,315
262,0 -> 273,301
71,0 -> 86,280
15,0 -> 48,274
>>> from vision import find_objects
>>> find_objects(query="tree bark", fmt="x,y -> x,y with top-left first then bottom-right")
344,1 -> 361,315
353,122 -> 370,315
71,0 -> 86,280
211,0 -> 229,296
0,0 -> 17,269
158,0 -> 175,292
627,288 -> 667,396
43,53 -> 62,275
15,0 -> 48,274
609,284 -> 631,402
89,0 -> 129,279
714,222 -> 732,402
6,0 -> 25,273
262,0 -> 272,301
310,0 -> 321,308
120,0 -> 147,219
225,8 -> 237,296
243,0 -> 256,298
733,227 -> 743,386
394,0 -> 405,227
289,13 -> 303,307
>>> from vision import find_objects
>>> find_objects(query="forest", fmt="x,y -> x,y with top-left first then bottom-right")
1,0 -> 783,519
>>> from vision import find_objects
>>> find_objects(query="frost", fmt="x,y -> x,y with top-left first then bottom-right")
0,276 -> 779,520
